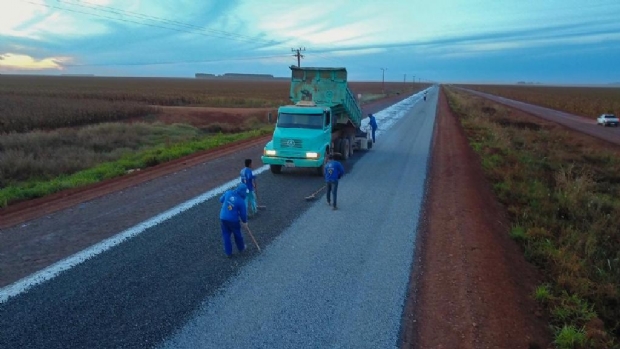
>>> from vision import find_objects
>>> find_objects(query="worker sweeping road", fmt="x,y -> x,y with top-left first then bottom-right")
324,154 -> 345,210
219,183 -> 249,258
368,113 -> 378,143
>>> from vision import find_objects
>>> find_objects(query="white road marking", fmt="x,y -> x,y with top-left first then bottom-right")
0,87 -> 433,304
0,166 -> 268,304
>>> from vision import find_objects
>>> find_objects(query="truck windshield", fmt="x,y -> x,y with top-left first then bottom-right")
277,113 -> 323,129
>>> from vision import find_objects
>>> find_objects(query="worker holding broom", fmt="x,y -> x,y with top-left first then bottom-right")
324,154 -> 345,210
219,183 -> 249,257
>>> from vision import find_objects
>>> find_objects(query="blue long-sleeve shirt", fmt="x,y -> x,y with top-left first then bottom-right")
324,160 -> 344,182
240,167 -> 255,191
369,116 -> 378,131
219,186 -> 248,223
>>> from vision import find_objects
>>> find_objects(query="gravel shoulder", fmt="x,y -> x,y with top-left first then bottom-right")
159,88 -> 437,349
400,88 -> 551,348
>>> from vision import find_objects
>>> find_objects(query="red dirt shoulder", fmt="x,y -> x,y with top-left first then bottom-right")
400,88 -> 551,349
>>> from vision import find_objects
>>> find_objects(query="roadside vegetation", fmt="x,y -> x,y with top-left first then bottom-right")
0,76 -> 427,133
0,95 -> 161,133
444,87 -> 620,349
0,122 -> 273,207
0,75 -> 292,108
0,75 -> 423,110
461,84 -> 620,120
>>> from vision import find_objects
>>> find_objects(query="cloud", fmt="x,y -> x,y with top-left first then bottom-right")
0,53 -> 72,70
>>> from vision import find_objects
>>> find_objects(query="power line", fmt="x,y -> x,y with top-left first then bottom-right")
63,54 -> 291,67
59,0 -> 281,46
20,0 -> 281,47
305,51 -> 344,67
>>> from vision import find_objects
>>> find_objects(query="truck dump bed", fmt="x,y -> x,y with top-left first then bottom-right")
289,66 -> 362,128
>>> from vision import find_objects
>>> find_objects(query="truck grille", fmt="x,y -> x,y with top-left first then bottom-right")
279,139 -> 303,148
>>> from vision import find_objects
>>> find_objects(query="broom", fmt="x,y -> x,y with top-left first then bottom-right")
304,185 -> 326,201
243,224 -> 261,252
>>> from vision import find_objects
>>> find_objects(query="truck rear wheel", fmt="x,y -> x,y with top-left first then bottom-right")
336,139 -> 344,158
367,139 -> 373,149
270,165 -> 282,174
348,135 -> 355,156
342,139 -> 350,160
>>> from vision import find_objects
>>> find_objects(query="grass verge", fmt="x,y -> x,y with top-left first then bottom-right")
444,87 -> 620,349
0,125 -> 273,208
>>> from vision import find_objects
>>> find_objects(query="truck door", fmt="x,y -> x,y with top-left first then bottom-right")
324,110 -> 331,129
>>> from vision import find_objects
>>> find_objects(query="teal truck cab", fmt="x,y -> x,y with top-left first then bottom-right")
261,66 -> 371,175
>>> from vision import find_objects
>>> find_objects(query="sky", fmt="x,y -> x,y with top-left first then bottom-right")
1,0 -> 619,84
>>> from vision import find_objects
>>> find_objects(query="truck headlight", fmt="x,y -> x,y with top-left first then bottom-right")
306,152 -> 319,158
265,150 -> 276,156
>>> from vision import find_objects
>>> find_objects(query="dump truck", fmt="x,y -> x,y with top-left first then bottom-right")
261,66 -> 372,175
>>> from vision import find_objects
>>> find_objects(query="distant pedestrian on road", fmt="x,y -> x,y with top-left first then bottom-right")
368,113 -> 378,143
219,183 -> 249,257
240,158 -> 259,217
324,154 -> 345,210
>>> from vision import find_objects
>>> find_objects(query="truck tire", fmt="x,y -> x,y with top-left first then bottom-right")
342,139 -> 350,160
317,150 -> 328,176
348,135 -> 355,156
335,139 -> 343,158
270,164 -> 282,174
367,139 -> 373,149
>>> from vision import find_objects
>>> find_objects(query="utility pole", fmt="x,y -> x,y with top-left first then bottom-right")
403,74 -> 406,86
412,75 -> 415,85
380,68 -> 387,94
292,47 -> 305,67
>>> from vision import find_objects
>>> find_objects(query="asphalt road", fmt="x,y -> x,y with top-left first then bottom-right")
0,87 -> 437,349
458,87 -> 620,146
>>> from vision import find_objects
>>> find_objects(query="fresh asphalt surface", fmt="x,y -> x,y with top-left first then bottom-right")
0,87 -> 437,349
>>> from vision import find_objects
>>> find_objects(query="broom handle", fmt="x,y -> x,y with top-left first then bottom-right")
312,185 -> 326,197
244,224 -> 261,252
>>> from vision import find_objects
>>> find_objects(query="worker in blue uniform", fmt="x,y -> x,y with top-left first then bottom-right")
368,113 -> 378,143
240,158 -> 258,217
219,183 -> 249,257
324,154 -> 345,210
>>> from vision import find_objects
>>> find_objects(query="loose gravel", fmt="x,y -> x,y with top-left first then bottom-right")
0,88 -> 435,349
159,87 -> 438,349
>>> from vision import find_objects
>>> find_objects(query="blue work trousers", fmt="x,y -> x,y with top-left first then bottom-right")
220,219 -> 245,256
371,128 -> 376,143
326,180 -> 339,207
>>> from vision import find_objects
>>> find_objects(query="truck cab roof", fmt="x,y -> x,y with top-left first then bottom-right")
278,105 -> 327,114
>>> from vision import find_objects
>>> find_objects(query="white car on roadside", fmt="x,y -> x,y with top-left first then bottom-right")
597,114 -> 619,127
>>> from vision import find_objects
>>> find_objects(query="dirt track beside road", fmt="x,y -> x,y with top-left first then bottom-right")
400,89 -> 551,348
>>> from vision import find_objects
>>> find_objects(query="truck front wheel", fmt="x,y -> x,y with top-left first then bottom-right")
316,149 -> 328,176
270,165 -> 282,174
